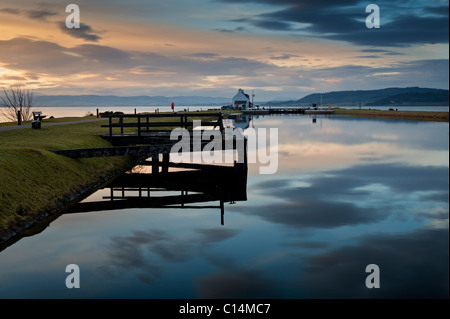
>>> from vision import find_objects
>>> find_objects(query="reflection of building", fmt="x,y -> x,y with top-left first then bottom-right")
232,114 -> 251,131
232,89 -> 250,110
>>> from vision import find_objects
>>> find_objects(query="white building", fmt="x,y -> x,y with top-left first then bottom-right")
232,89 -> 251,110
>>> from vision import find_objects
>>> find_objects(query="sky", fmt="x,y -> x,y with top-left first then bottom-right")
0,0 -> 448,101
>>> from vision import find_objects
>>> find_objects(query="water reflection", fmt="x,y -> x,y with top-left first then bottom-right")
68,161 -> 248,226
238,163 -> 448,230
0,114 -> 447,299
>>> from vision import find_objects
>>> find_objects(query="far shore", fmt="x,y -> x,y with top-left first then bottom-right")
331,108 -> 449,122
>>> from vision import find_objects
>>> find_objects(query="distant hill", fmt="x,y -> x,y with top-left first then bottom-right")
366,91 -> 450,106
264,87 -> 449,106
34,94 -> 230,107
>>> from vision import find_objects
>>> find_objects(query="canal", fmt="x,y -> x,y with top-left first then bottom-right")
0,114 -> 448,298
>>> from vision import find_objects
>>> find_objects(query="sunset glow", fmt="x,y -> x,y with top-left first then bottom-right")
0,0 -> 448,100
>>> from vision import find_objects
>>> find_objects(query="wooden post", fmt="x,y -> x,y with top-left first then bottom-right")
219,113 -> 224,132
138,116 -> 141,137
96,108 -> 99,118
109,116 -> 112,141
161,153 -> 170,173
152,154 -> 159,174
120,117 -> 124,135
17,110 -> 22,125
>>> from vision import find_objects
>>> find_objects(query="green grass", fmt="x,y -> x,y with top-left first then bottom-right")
0,117 -> 134,237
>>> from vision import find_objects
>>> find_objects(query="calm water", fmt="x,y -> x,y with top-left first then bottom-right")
0,114 -> 448,299
1,105 -> 449,123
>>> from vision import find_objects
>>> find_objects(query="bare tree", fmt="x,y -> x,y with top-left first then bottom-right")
0,84 -> 34,123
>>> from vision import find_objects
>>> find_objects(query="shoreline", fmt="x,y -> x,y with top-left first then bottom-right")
0,165 -> 135,250
331,108 -> 449,122
0,118 -> 140,248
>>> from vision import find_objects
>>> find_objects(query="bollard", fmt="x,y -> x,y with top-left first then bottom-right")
31,120 -> 41,129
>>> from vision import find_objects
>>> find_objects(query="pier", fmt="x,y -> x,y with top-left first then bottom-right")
53,112 -> 247,163
51,111 -> 249,225
266,108 -> 333,115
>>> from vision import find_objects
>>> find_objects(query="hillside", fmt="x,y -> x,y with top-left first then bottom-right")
366,91 -> 449,106
264,87 -> 449,106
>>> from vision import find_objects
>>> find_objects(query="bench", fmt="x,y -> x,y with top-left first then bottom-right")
32,111 -> 47,121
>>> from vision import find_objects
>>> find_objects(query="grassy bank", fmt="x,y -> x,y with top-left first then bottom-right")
0,111 -> 232,244
0,117 -> 136,243
332,108 -> 449,122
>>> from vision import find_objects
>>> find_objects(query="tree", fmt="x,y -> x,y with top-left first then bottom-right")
0,84 -> 34,123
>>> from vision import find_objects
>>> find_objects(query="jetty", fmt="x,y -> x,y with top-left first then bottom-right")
53,112 -> 247,164
266,108 -> 333,115
50,111 -> 249,225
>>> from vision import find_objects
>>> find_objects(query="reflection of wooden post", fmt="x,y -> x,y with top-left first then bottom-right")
220,200 -> 224,226
181,190 -> 185,207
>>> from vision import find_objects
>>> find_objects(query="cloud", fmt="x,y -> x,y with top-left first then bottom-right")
100,227 -> 241,285
355,55 -> 382,59
263,163 -> 449,200
328,15 -> 449,47
27,8 -> 56,20
185,52 -> 221,59
0,8 -> 20,14
0,33 -> 446,96
247,18 -> 296,31
235,201 -> 385,229
58,22 -> 102,42
231,163 -> 449,230
214,26 -> 247,33
300,228 -> 449,298
0,6 -> 57,21
270,54 -> 300,60
219,0 -> 449,47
